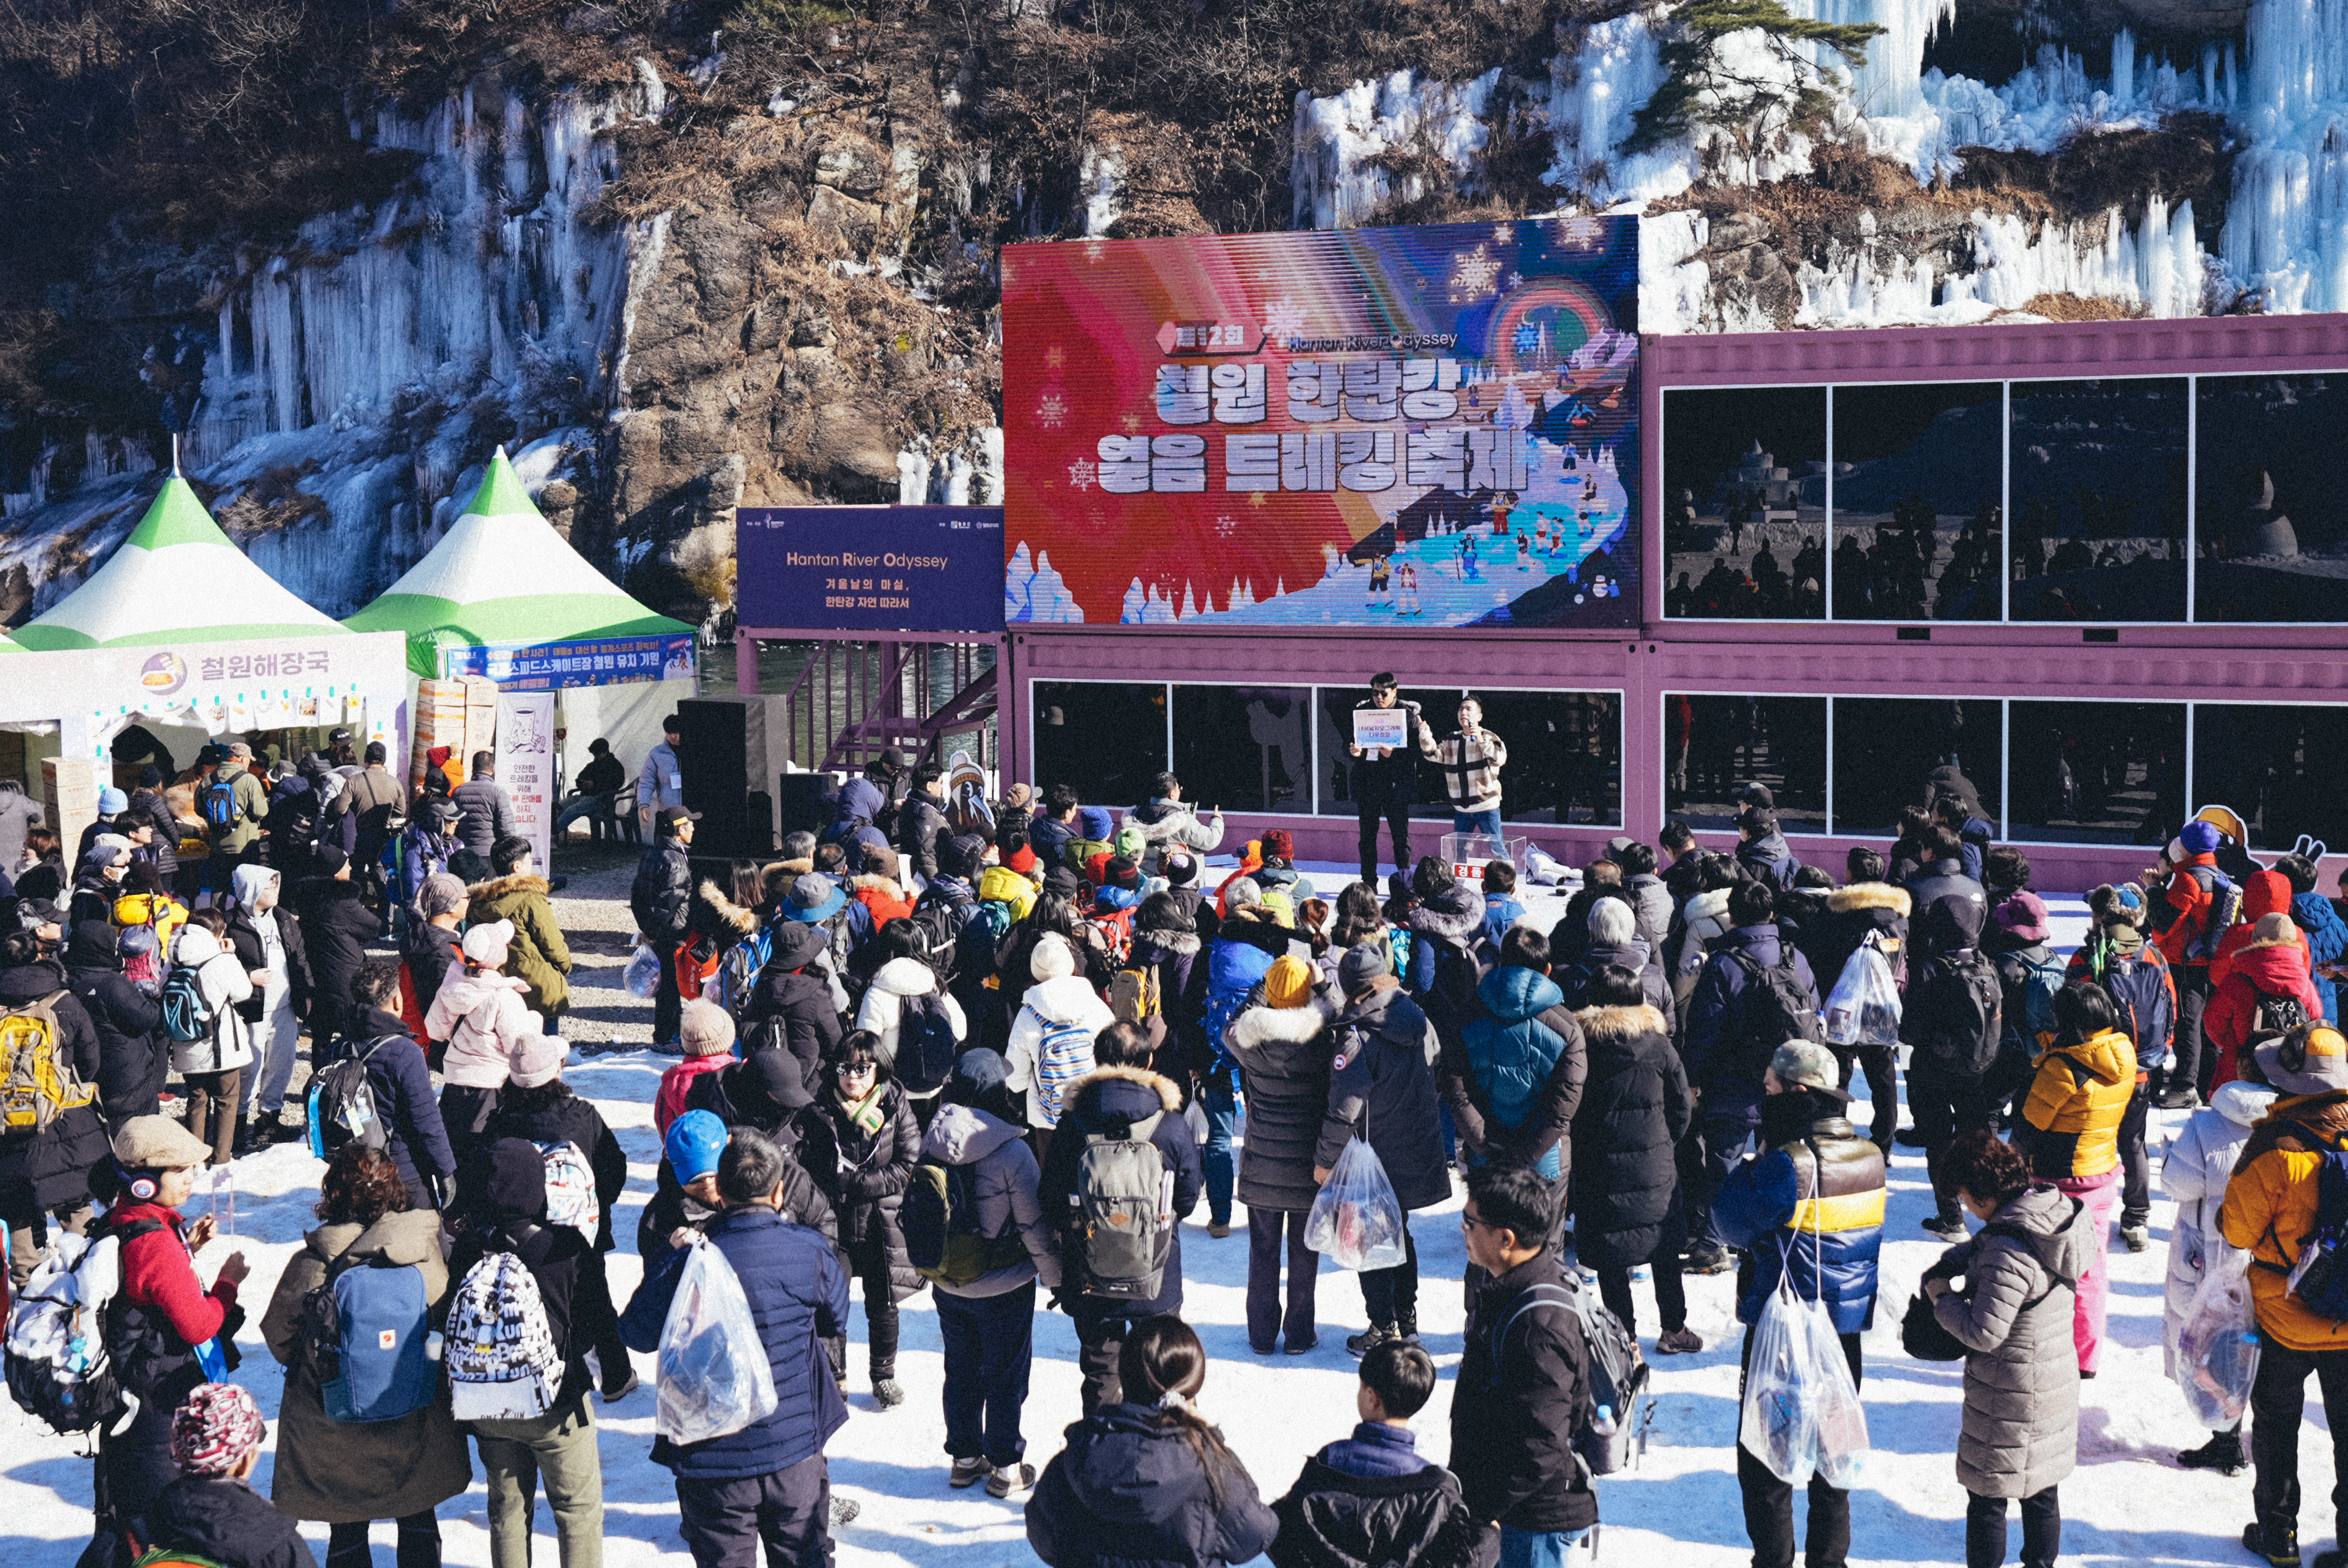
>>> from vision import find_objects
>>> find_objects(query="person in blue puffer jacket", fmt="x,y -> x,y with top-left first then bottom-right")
1712,1039 -> 1885,1568
1443,929 -> 1585,1201
620,1127 -> 853,1562
2280,852 -> 2348,1025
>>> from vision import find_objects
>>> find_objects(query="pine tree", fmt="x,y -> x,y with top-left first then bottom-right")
1624,1 -> 1884,182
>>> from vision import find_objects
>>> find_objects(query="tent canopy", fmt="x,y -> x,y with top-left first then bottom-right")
346,447 -> 692,678
14,477 -> 352,651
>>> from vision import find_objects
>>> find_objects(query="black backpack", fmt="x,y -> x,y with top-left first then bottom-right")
894,989 -> 960,1095
904,1158 -> 1026,1285
1725,947 -> 1821,1079
305,1037 -> 393,1157
1914,950 -> 2005,1077
1420,934 -> 1484,1043
910,893 -> 967,978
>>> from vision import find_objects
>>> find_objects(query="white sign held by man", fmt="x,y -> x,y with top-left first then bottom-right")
1353,708 -> 1409,752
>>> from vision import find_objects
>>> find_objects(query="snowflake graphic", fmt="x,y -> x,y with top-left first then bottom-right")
1507,271 -> 1525,290
1450,244 -> 1502,300
1214,515 -> 1238,538
1512,322 -> 1544,359
1044,345 -> 1067,370
1121,413 -> 1142,434
1553,214 -> 1607,249
1261,296 -> 1306,344
1037,391 -> 1068,429
1494,223 -> 1516,245
1084,239 -> 1108,262
1068,458 -> 1098,491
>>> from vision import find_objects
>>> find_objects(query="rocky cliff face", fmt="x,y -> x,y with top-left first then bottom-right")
0,0 -> 2324,633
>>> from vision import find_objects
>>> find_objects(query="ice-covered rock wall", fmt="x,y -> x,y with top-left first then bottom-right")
1291,70 -> 1503,231
2224,0 -> 2348,311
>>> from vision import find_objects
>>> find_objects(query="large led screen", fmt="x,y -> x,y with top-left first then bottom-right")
1001,217 -> 1640,629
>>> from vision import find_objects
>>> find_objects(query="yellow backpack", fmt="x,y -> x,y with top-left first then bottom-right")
0,992 -> 96,1132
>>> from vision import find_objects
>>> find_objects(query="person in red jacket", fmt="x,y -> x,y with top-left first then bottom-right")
91,1115 -> 251,1567
2210,869 -> 2308,989
2153,819 -> 2232,1107
2209,914 -> 2329,1090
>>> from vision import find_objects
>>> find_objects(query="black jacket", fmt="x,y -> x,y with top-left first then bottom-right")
1319,983 -> 1449,1213
449,1136 -> 595,1404
478,1085 -> 628,1254
139,1476 -> 317,1568
665,1054 -> 840,1254
64,922 -> 167,1129
1132,925 -> 1209,1079
1568,1003 -> 1691,1271
452,777 -> 516,860
1348,697 -> 1423,809
1551,937 -> 1669,1016
632,841 -> 693,942
745,969 -> 842,1088
0,959 -> 107,1211
1029,1402 -> 1279,1568
897,792 -> 949,881
292,878 -> 379,1031
127,788 -> 181,878
1041,1066 -> 1203,1316
223,902 -> 312,1025
403,920 -> 464,1029
1450,1251 -> 1597,1533
1903,859 -> 1987,967
794,1076 -> 923,1302
342,1006 -> 459,1207
1269,1452 -> 1493,1568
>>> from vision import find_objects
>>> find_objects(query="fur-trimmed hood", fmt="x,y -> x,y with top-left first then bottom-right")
1827,881 -> 1911,917
1574,1002 -> 1670,1047
1407,882 -> 1484,943
1228,994 -> 1335,1051
698,879 -> 760,937
1064,1062 -> 1184,1114
1683,887 -> 1733,942
767,857 -> 813,877
850,871 -> 909,905
1131,927 -> 1200,957
467,872 -> 550,904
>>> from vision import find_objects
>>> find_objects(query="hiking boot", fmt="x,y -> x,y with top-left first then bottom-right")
987,1462 -> 1036,1499
2243,1520 -> 2299,1567
1394,1312 -> 1420,1347
828,1496 -> 860,1529
1923,1215 -> 1970,1243
873,1379 -> 905,1409
1346,1324 -> 1398,1358
1656,1327 -> 1704,1355
949,1457 -> 989,1489
601,1368 -> 640,1402
1682,1241 -> 1734,1275
2158,1087 -> 2204,1112
2120,1223 -> 2151,1253
2180,1430 -> 2247,1476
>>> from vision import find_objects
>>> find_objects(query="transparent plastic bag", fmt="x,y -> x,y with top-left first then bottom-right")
1822,943 -> 1902,1048
1304,1137 -> 1407,1272
623,942 -> 662,1000
1740,1276 -> 1872,1487
656,1237 -> 778,1446
2175,1241 -> 2261,1428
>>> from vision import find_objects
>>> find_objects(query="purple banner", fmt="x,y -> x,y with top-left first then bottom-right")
737,506 -> 1005,635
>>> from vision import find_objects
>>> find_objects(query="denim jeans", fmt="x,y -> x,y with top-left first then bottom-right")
1452,807 -> 1503,842
935,1281 -> 1036,1465
1499,1527 -> 1590,1568
1202,1072 -> 1239,1225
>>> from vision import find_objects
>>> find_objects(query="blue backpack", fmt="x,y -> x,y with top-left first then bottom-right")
200,778 -> 241,833
2182,869 -> 2243,963
300,1252 -> 434,1423
159,966 -> 214,1045
711,926 -> 773,1019
2099,951 -> 2175,1072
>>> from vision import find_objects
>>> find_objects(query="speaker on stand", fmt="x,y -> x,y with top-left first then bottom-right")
677,696 -> 785,856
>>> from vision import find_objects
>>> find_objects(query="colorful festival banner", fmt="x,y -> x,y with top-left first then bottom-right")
441,633 -> 698,689
1001,216 -> 1640,630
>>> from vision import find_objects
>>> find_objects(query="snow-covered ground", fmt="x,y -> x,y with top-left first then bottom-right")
0,866 -> 2301,1567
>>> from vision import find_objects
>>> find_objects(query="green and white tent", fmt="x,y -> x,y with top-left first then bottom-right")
14,476 -> 351,651
347,447 -> 691,677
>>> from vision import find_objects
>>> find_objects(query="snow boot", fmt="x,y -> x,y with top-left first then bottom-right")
1346,1324 -> 1398,1358
1682,1241 -> 1733,1275
2179,1430 -> 2246,1477
2244,1520 -> 2300,1567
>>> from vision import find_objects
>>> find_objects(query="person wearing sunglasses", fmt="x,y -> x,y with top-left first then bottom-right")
796,1034 -> 923,1411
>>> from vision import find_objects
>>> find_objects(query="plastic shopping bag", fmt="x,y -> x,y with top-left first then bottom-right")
1304,1137 -> 1407,1272
1740,1275 -> 1872,1487
656,1236 -> 778,1446
1822,943 -> 1902,1048
623,942 -> 662,1000
2175,1240 -> 2261,1428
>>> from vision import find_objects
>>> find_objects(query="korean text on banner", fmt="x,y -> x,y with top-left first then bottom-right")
496,691 -> 558,874
1352,709 -> 1409,751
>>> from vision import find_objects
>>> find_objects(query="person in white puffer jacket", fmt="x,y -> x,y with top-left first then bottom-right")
853,921 -> 969,1129
1003,933 -> 1115,1161
426,919 -> 540,1164
166,911 -> 256,1165
2162,1074 -> 2276,1478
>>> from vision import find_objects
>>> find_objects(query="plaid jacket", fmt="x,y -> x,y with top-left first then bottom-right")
1419,726 -> 1507,811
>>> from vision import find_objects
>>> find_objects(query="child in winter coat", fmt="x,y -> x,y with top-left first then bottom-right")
2014,981 -> 2136,1377
1005,932 -> 1115,1166
1269,1342 -> 1488,1568
2164,1076 -> 2277,1478
166,909 -> 257,1166
656,1000 -> 737,1135
2208,914 -> 2327,1089
1028,1317 -> 1277,1568
135,1384 -> 316,1568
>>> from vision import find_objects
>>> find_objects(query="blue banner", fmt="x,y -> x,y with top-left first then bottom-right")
737,506 -> 1005,634
441,633 -> 698,690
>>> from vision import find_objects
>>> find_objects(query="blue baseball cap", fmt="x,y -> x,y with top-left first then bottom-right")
665,1110 -> 728,1183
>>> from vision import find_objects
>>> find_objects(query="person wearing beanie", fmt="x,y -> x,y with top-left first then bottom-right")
1983,888 -> 2064,1133
1197,875 -> 1293,1236
2209,911 -> 2326,1092
478,1031 -> 636,1404
1005,932 -> 1115,1165
138,1383 -> 316,1568
2155,816 -> 2233,1103
84,1116 -> 251,1557
1125,770 -> 1227,872
2066,883 -> 2177,1254
1713,1039 -> 1884,1568
1319,940 -> 1446,1357
658,999 -> 738,1134
429,920 -> 541,1168
1224,954 -> 1336,1355
919,1046 -> 1064,1494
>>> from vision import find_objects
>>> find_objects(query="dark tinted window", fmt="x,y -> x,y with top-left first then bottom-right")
1666,694 -> 1826,833
1829,381 -> 2004,621
1171,685 -> 1309,814
1032,681 -> 1166,807
1663,386 -> 1827,620
2195,374 -> 2348,622
2005,700 -> 2186,845
1829,698 -> 2000,836
2007,377 -> 2187,622
2192,703 -> 2348,854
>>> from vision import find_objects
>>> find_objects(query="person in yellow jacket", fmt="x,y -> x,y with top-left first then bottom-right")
2015,980 -> 2136,1378
2222,1022 -> 2348,1568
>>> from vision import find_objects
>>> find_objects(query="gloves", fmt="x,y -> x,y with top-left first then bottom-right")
1047,1288 -> 1069,1315
427,1172 -> 455,1213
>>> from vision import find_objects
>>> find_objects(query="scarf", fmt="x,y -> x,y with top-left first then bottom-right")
838,1082 -> 887,1134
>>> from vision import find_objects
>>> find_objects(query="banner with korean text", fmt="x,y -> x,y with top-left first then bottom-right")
1001,217 -> 1639,630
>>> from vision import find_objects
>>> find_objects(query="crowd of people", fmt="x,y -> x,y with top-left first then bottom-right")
12,681 -> 2348,1568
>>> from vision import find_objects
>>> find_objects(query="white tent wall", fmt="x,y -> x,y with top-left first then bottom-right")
554,675 -> 697,832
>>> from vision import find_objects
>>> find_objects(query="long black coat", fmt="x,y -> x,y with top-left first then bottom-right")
745,969 -> 842,1089
292,878 -> 380,1038
794,1076 -> 922,1302
1029,1402 -> 1278,1568
1225,996 -> 1334,1213
1317,983 -> 1449,1213
1131,926 -> 1208,1079
1567,1002 -> 1691,1271
0,959 -> 107,1211
64,923 -> 166,1131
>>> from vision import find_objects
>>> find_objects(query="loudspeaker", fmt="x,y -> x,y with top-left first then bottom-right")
775,772 -> 837,840
678,696 -> 784,855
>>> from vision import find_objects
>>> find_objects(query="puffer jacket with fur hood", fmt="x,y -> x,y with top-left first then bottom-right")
2208,924 -> 2326,1088
466,872 -> 573,1014
848,872 -> 914,928
1568,1002 -> 1689,1271
1124,797 -> 1227,863
426,965 -> 539,1089
1131,920 -> 1207,1075
1225,994 -> 1336,1212
166,924 -> 255,1075
1806,881 -> 1912,997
